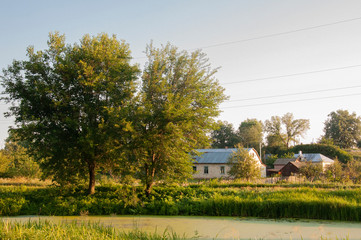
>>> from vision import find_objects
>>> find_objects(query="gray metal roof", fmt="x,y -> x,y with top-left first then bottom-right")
294,153 -> 334,163
193,148 -> 253,164
289,161 -> 306,168
274,153 -> 334,165
274,158 -> 298,165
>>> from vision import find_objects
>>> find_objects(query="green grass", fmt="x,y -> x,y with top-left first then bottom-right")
1,182 -> 361,221
0,220 -> 193,240
0,219 -> 353,240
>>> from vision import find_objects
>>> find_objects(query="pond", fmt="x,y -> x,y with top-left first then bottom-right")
1,215 -> 361,240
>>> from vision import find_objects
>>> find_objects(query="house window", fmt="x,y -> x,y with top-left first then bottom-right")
204,166 -> 209,174
220,166 -> 225,174
193,166 -> 197,172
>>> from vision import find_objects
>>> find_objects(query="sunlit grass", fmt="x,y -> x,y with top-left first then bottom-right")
0,220 -> 194,240
0,177 -> 51,187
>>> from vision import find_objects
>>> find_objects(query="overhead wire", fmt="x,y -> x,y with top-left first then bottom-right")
223,92 -> 361,109
133,16 -> 361,59
222,64 -> 361,85
226,85 -> 361,102
189,16 -> 361,51
2,17 -> 361,115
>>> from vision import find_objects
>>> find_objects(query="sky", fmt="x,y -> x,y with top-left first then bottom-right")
1,0 -> 361,147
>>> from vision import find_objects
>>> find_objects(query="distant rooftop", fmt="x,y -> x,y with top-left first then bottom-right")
295,153 -> 334,163
274,153 -> 334,165
274,158 -> 298,166
193,148 -> 254,164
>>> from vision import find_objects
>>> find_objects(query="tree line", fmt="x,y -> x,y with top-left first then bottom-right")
211,110 -> 361,152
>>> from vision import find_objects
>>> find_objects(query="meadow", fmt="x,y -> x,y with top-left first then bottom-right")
1,181 -> 361,221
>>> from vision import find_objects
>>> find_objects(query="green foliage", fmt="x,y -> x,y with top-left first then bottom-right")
2,184 -> 361,221
325,159 -> 344,182
344,160 -> 361,183
324,109 -> 361,148
265,152 -> 295,171
265,154 -> 278,168
238,119 -> 263,151
129,43 -> 227,194
1,33 -> 139,194
211,121 -> 240,148
265,113 -> 310,149
291,144 -> 353,163
299,162 -> 323,182
0,220 -> 191,240
281,152 -> 295,158
227,145 -> 261,180
0,140 -> 41,178
0,152 -> 10,176
347,149 -> 361,161
318,136 -> 334,145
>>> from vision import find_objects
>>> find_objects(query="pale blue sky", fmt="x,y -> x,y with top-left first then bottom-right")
1,0 -> 361,146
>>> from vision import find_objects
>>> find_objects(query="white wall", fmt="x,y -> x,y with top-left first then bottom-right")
192,149 -> 267,179
193,164 -> 231,179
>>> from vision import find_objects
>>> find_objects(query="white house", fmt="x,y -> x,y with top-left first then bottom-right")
192,148 -> 266,179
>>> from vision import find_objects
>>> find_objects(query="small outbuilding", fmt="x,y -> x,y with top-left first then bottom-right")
279,161 -> 306,177
267,151 -> 334,177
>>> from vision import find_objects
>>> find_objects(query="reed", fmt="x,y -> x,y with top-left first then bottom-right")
0,220 -> 192,240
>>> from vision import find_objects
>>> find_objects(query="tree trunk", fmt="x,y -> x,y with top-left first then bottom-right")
88,162 -> 96,195
145,181 -> 154,197
145,162 -> 156,197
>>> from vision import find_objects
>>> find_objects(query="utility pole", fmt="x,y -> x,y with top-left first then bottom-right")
259,142 -> 262,162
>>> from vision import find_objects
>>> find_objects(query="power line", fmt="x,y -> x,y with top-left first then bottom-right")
222,64 -> 361,85
133,16 -> 361,59
223,92 -> 361,109
227,85 -> 361,102
191,16 -> 361,51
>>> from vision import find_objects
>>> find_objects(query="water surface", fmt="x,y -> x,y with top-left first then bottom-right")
2,215 -> 361,240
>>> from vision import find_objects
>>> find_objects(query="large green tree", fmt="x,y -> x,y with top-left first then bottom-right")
1,33 -> 139,194
265,113 -> 310,149
238,119 -> 263,150
324,109 -> 361,148
211,121 -> 240,148
130,44 -> 227,195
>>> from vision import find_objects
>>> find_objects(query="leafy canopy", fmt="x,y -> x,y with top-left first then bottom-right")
211,121 -> 240,148
227,145 -> 261,180
129,43 -> 227,194
1,32 -> 139,194
265,113 -> 310,149
238,118 -> 263,151
324,109 -> 361,149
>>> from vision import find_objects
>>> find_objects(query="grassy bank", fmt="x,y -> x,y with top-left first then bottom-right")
0,220 -> 191,240
1,183 -> 361,221
0,220 -> 353,240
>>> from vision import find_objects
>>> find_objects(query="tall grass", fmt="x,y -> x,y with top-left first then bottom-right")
0,220 -> 193,240
1,184 -> 361,221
